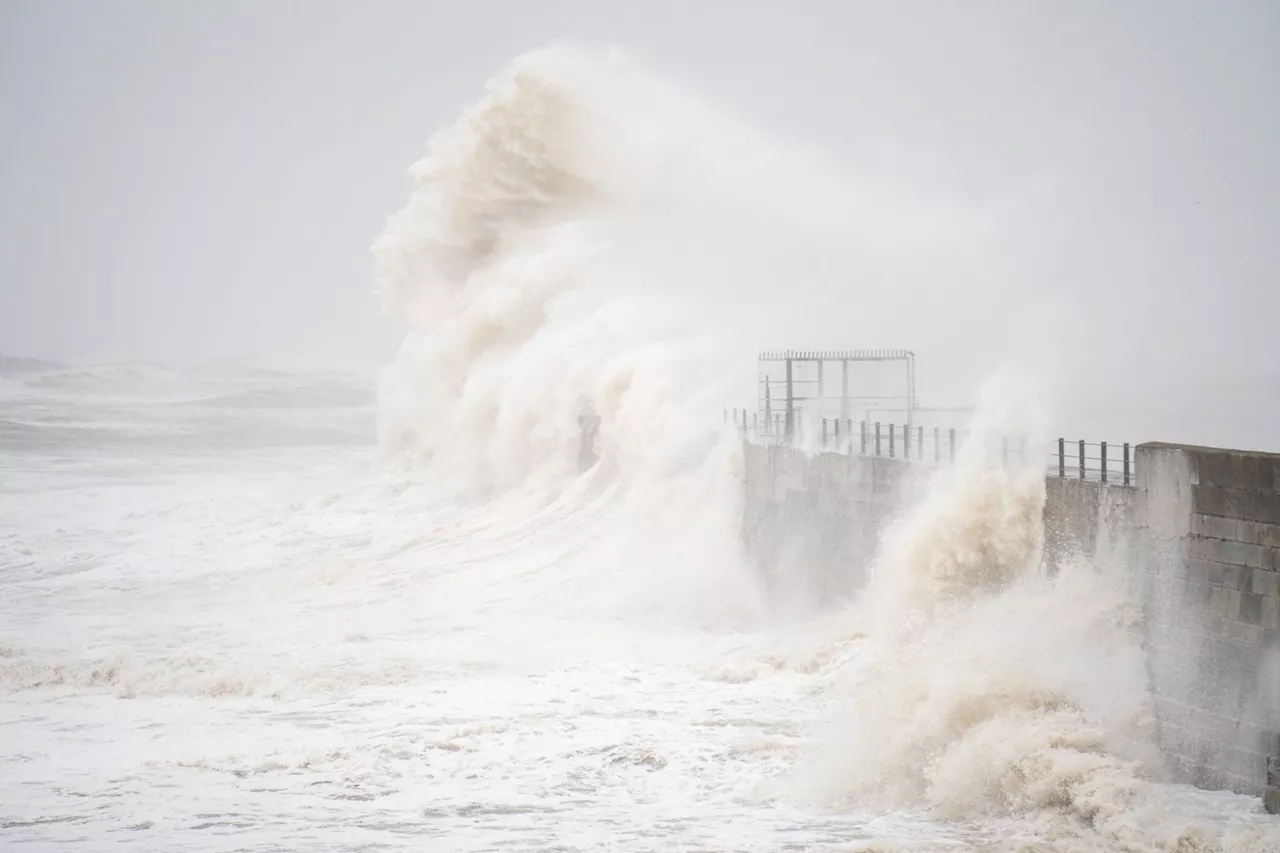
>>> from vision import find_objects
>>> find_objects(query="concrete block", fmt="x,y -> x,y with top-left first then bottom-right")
1240,593 -> 1265,625
1238,520 -> 1280,548
1187,559 -> 1226,587
1266,786 -> 1280,814
1195,451 -> 1277,491
1193,486 -> 1280,524
1263,596 -> 1280,631
1193,538 -> 1268,570
1221,564 -> 1248,591
1187,537 -> 1218,563
1252,569 -> 1280,598
1210,587 -> 1241,620
1242,543 -> 1267,569
1192,513 -> 1238,540
1237,567 -> 1256,592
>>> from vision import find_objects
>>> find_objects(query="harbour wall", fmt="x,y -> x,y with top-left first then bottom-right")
741,440 -> 1280,810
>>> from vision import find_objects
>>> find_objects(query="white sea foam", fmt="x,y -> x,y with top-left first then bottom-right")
1,46 -> 1276,853
794,382 -> 1278,851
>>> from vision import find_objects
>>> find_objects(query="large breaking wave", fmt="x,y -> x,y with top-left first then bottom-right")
367,47 -> 1278,852
372,48 -> 750,493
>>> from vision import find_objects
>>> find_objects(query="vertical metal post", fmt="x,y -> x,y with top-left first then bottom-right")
834,417 -> 841,451
889,424 -> 896,459
949,428 -> 956,462
1101,441 -> 1108,483
1123,443 -> 1130,486
752,413 -> 758,442
903,423 -> 910,459
860,421 -> 867,455
764,382 -> 772,434
1078,439 -> 1086,480
840,358 -> 849,422
822,418 -> 828,449
875,422 -> 882,456
817,359 -> 825,421
1058,438 -> 1065,477
917,426 -> 924,461
784,356 -> 794,444
906,351 -> 917,429
742,409 -> 747,438
934,426 -> 940,463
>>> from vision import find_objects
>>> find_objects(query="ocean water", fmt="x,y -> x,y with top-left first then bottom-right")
4,47 -> 1279,852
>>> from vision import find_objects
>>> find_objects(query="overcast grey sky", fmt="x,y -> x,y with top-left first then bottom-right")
1,1 -> 1277,442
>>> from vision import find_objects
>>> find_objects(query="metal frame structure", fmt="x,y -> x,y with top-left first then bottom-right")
757,349 -> 917,442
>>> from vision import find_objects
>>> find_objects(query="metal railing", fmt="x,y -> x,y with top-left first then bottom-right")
1050,438 -> 1133,486
723,408 -> 1136,486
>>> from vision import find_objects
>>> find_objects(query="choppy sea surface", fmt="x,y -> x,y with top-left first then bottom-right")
1,360 -> 1277,853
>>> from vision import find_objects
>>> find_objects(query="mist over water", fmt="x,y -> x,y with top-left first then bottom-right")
2,47 -> 1278,852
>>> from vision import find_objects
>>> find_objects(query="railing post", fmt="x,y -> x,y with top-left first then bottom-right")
822,418 -> 828,449
949,428 -> 956,462
1101,441 -> 1108,483
1123,443 -> 1131,486
833,417 -> 841,451
1078,439 -> 1086,480
875,422 -> 882,456
917,426 -> 924,462
903,423 -> 911,459
861,421 -> 867,455
1058,438 -> 1065,478
752,413 -> 758,442
889,424 -> 896,458
934,427 -> 940,463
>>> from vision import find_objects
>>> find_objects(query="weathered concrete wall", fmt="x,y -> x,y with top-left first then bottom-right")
742,442 -> 933,606
741,440 -> 1280,810
1133,444 -> 1280,810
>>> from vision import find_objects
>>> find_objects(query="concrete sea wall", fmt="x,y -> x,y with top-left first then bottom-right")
741,440 -> 1280,811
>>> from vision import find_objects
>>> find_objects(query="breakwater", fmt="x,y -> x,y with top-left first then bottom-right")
742,439 -> 1280,811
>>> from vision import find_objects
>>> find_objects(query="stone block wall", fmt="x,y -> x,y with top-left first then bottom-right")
742,442 -> 932,606
741,439 -> 1280,810
1134,443 -> 1280,803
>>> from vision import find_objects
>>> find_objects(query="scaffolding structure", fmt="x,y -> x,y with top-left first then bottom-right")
757,349 -> 918,442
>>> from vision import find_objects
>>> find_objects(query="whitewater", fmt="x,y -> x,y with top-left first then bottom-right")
3,48 -> 1278,852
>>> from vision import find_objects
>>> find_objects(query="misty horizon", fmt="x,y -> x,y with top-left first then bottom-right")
3,2 -> 1278,449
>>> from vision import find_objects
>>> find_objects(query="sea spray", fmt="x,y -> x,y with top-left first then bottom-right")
368,45 -> 1277,851
370,47 -> 770,630
370,47 -> 767,494
800,384 -> 1277,851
